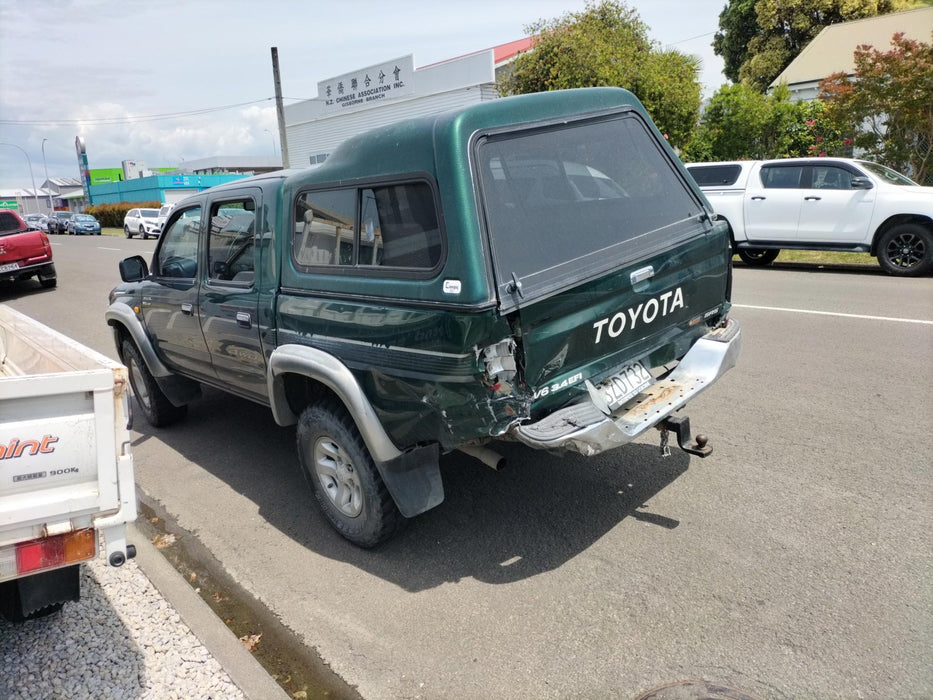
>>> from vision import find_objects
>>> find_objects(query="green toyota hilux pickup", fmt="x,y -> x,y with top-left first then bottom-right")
107,88 -> 741,546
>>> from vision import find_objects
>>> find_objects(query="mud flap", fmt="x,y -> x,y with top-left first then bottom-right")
153,373 -> 202,407
375,444 -> 444,518
0,565 -> 80,622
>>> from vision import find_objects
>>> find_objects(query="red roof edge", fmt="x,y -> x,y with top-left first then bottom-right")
418,36 -> 536,71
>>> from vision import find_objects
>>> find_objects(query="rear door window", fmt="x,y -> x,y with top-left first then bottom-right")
760,166 -> 804,189
207,200 -> 256,284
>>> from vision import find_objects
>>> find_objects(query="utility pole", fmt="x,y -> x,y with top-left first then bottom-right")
41,138 -> 54,213
271,47 -> 289,169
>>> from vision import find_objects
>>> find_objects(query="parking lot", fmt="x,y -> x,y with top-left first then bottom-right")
3,236 -> 932,699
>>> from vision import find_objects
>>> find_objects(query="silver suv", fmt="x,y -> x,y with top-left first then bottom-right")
123,208 -> 160,239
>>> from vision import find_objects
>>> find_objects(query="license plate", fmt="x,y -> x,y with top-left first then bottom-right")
0,262 -> 19,273
597,362 -> 653,411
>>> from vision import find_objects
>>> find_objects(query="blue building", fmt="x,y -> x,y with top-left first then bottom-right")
89,172 -> 253,205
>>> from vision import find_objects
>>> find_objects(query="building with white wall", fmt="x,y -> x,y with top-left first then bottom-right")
284,39 -> 532,168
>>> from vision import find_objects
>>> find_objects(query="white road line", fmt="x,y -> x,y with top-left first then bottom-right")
733,303 -> 933,326
97,247 -> 122,251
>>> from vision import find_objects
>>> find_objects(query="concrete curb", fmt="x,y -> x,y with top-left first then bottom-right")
129,522 -> 290,700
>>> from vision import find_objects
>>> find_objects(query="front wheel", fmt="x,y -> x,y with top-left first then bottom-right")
296,399 -> 405,547
140,225 -> 147,240
737,248 -> 779,267
121,339 -> 187,427
877,224 -> 933,276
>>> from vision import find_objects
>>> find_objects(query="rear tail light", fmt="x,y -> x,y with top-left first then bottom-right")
0,529 -> 96,581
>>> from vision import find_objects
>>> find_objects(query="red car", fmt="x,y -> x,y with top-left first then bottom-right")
0,210 -> 57,288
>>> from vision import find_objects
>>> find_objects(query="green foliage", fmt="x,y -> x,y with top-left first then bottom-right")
498,0 -> 702,149
713,0 -> 910,92
819,32 -> 933,183
683,84 -> 844,160
713,0 -> 760,83
86,201 -> 161,228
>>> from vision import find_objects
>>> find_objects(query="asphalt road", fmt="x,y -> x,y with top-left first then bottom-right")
4,235 -> 932,699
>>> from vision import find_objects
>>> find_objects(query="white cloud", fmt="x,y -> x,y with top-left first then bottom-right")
0,0 -> 726,190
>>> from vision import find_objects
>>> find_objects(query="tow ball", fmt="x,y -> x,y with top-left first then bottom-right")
657,416 -> 712,458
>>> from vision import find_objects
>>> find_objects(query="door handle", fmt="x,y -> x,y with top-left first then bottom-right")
236,312 -> 252,329
751,196 -> 766,200
804,196 -> 822,201
181,303 -> 193,315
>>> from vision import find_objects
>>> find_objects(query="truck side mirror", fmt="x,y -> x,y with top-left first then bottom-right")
851,176 -> 874,190
119,255 -> 149,282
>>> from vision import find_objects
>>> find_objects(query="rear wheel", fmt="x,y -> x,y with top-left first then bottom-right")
296,399 -> 404,547
121,338 -> 187,427
124,226 -> 133,239
877,224 -> 933,276
39,276 -> 57,289
737,248 -> 779,267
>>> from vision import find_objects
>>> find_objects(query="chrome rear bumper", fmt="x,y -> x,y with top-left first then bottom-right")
513,319 -> 741,456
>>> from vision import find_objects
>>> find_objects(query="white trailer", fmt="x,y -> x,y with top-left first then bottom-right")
0,304 -> 136,621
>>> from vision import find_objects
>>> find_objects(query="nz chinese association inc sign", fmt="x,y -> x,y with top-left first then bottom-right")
318,56 -> 414,113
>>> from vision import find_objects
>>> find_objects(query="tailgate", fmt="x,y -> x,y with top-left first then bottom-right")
0,369 -> 126,541
0,230 -> 47,266
0,306 -> 135,558
515,226 -> 730,405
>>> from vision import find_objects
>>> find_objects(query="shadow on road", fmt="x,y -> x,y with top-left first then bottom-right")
133,386 -> 690,592
735,260 -> 887,276
0,279 -> 55,300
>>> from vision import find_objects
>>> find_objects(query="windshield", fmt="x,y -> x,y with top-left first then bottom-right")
476,113 -> 704,309
75,214 -> 95,222
57,212 -> 73,219
857,160 -> 917,186
141,209 -> 159,217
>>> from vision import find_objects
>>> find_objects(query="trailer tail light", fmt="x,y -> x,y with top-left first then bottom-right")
0,529 -> 96,581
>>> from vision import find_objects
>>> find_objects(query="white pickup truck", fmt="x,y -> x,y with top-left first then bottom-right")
0,304 -> 136,621
686,157 -> 933,276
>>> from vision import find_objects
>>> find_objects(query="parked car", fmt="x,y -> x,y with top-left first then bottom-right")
46,211 -> 74,235
686,157 -> 933,276
67,213 -> 101,235
0,209 -> 57,288
108,87 -> 740,546
123,208 -> 161,239
154,203 -> 174,234
23,213 -> 48,231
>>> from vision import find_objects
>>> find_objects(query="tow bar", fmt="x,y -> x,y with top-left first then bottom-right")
658,416 -> 712,458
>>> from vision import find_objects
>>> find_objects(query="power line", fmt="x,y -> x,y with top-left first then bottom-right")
668,30 -> 716,46
0,98 -> 280,126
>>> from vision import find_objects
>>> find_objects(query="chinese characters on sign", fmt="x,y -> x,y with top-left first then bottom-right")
317,56 -> 414,113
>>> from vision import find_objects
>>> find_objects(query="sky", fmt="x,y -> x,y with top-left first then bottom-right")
0,0 -> 729,192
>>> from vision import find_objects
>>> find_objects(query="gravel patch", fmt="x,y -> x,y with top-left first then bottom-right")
0,556 -> 246,700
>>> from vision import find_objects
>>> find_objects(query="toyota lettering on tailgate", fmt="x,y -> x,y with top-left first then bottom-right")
592,287 -> 685,344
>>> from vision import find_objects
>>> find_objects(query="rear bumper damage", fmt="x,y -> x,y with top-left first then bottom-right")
512,319 -> 741,456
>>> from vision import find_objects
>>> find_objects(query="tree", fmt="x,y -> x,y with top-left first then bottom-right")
713,0 -> 910,92
713,0 -> 760,83
684,83 -> 843,160
819,32 -> 933,183
498,0 -> 702,149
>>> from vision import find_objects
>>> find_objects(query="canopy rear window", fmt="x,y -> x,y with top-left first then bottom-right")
687,164 -> 743,187
475,113 -> 704,310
